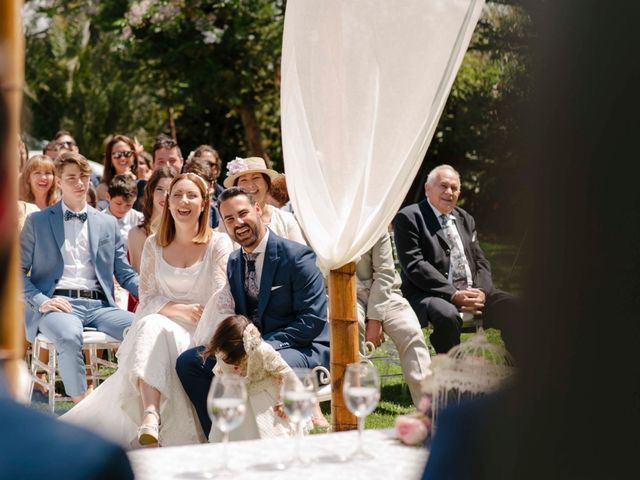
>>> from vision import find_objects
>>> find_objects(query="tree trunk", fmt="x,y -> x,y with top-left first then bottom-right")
238,105 -> 266,160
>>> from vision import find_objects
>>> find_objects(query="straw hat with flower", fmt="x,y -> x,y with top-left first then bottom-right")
223,156 -> 280,188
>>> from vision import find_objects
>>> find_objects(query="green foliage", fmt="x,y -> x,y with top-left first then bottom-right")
24,0 -> 531,227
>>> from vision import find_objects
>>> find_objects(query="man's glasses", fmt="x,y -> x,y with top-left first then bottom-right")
56,141 -> 76,149
112,150 -> 134,159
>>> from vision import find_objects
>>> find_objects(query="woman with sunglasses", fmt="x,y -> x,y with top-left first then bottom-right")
96,134 -> 137,202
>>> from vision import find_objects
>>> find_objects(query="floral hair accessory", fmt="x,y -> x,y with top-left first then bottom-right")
227,157 -> 249,176
222,156 -> 280,189
242,322 -> 261,354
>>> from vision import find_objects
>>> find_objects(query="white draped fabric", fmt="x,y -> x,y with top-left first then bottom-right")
281,0 -> 485,271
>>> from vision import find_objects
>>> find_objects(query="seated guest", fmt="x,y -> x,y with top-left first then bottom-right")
267,173 -> 293,212
17,201 -> 39,232
223,157 -> 305,244
133,136 -> 183,211
20,152 -> 139,403
96,134 -> 137,203
393,164 -> 518,354
182,156 -> 220,229
43,140 -> 61,160
190,144 -> 224,200
19,154 -> 58,210
103,174 -> 144,310
52,130 -> 100,187
86,183 -> 97,209
356,231 -> 432,406
177,187 -> 330,437
62,173 -> 234,448
134,150 -> 152,181
127,166 -> 176,273
102,174 -> 143,252
152,135 -> 184,172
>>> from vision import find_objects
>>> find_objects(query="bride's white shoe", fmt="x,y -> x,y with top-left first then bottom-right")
137,409 -> 161,446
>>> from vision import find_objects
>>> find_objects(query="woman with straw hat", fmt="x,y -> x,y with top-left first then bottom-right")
223,157 -> 306,245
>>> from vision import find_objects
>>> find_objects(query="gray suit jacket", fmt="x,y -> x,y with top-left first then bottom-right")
20,201 -> 139,342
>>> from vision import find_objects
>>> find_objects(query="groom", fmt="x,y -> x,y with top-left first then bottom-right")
176,187 -> 330,437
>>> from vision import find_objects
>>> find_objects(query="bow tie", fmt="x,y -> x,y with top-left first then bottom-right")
64,210 -> 88,223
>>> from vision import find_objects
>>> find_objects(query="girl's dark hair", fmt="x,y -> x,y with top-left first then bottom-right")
140,166 -> 175,235
202,315 -> 251,365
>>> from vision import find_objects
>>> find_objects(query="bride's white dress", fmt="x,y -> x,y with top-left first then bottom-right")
61,232 -> 235,448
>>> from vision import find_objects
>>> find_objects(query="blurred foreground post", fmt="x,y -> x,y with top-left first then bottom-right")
0,0 -> 25,398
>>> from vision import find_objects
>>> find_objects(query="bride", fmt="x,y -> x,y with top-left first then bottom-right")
62,173 -> 234,448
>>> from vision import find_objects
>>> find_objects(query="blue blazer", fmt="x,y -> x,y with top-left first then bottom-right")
20,201 -> 139,342
227,230 -> 330,364
0,367 -> 133,480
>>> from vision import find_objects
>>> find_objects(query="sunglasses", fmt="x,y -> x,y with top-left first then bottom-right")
112,150 -> 134,159
56,141 -> 76,148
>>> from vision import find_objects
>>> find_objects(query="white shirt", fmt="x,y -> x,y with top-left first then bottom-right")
241,228 -> 270,287
426,198 -> 472,287
57,202 -> 100,290
103,207 -> 143,251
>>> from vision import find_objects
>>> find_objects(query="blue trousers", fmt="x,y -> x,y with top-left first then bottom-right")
38,297 -> 133,396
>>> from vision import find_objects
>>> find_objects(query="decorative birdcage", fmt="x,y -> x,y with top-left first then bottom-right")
428,328 -> 516,433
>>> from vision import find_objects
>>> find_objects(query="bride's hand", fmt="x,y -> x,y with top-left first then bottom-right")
177,303 -> 205,323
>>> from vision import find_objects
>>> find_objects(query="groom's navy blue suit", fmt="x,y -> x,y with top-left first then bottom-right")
176,230 -> 329,436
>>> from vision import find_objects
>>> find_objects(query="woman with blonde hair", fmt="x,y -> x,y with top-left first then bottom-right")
62,173 -> 235,448
20,154 -> 58,210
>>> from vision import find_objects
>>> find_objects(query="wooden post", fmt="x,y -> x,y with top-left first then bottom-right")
0,0 -> 25,398
328,261 -> 359,430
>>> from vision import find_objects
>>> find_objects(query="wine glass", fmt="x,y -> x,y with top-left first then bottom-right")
342,362 -> 381,460
281,368 -> 318,466
207,374 -> 247,476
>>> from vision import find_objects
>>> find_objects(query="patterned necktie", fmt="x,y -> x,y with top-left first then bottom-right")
64,210 -> 88,223
440,215 -> 472,289
243,252 -> 262,331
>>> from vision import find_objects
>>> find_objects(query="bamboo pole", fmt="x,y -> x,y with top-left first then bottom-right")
328,261 -> 359,431
0,0 -> 25,398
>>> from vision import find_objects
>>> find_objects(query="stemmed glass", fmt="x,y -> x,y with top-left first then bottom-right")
281,368 -> 318,466
342,362 -> 381,460
207,374 -> 247,476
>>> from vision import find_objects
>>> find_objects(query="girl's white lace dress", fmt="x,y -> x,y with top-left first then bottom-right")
62,232 -> 235,448
210,326 -> 297,442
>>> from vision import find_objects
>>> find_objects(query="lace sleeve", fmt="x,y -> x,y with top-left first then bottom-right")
193,233 -> 237,346
255,342 -> 292,379
133,236 -> 172,323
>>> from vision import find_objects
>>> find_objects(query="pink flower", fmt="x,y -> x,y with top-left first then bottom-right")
395,413 -> 429,446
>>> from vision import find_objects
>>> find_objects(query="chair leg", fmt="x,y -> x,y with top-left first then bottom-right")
48,346 -> 56,414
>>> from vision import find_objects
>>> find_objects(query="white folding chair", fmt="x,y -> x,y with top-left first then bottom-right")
28,329 -> 120,413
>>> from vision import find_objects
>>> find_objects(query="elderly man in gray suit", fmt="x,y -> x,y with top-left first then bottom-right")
356,231 -> 432,406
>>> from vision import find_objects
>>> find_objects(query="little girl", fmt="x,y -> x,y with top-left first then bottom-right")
203,315 -> 298,441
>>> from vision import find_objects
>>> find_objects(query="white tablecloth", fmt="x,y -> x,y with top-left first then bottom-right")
128,428 -> 428,480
